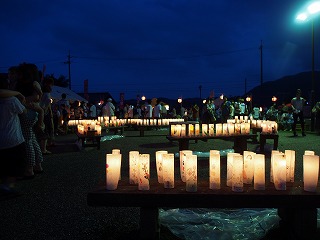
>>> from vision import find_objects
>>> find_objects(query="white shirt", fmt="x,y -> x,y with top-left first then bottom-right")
239,103 -> 247,114
136,108 -> 142,117
252,107 -> 260,119
291,97 -> 305,112
145,104 -> 153,118
89,104 -> 97,117
0,97 -> 25,149
153,104 -> 162,118
127,106 -> 134,118
102,102 -> 115,117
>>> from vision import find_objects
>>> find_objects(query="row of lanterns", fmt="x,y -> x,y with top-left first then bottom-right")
105,149 -> 319,193
170,120 -> 277,137
126,118 -> 184,126
71,117 -> 184,128
77,122 -> 101,135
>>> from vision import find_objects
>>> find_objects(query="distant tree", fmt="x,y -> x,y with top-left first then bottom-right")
44,73 -> 69,87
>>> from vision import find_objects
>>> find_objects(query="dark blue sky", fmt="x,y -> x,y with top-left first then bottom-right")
0,0 -> 319,100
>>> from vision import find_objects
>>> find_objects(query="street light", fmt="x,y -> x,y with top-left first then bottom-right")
141,95 -> 146,101
246,95 -> 252,113
271,96 -> 277,103
296,1 -> 320,131
177,97 -> 182,105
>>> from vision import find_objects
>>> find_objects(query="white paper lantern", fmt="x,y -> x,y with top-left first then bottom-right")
215,123 -> 223,136
185,154 -> 197,192
243,151 -> 256,184
195,124 -> 200,136
112,149 -> 121,154
240,123 -> 246,134
95,125 -> 102,135
303,154 -> 319,192
227,152 -> 240,187
112,149 -> 121,180
285,150 -> 295,183
155,150 -> 168,183
129,151 -> 139,185
222,123 -> 228,136
105,153 -> 121,190
232,154 -> 244,192
209,150 -> 220,190
273,153 -> 286,190
234,123 -> 241,135
254,154 -> 265,190
138,154 -> 150,190
209,124 -> 214,136
305,150 -> 315,155
162,153 -> 175,188
180,150 -> 193,182
170,125 -> 176,136
77,124 -> 84,134
270,150 -> 280,183
188,124 -> 194,136
227,123 -> 234,135
202,124 -> 208,136
181,124 -> 186,137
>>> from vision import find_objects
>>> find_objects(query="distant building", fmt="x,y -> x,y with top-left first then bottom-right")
77,92 -> 114,104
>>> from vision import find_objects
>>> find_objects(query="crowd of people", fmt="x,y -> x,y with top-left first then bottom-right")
1,61 -> 318,200
0,63 -> 47,198
59,93 -> 312,137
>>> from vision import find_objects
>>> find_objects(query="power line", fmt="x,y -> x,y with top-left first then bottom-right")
73,47 -> 257,62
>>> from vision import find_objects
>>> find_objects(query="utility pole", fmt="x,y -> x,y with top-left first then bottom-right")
259,40 -> 263,105
259,40 -> 263,87
311,20 -> 315,132
64,50 -> 72,90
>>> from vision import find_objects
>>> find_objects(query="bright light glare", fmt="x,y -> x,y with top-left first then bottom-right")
308,2 -> 320,14
296,13 -> 308,21
296,1 -> 320,22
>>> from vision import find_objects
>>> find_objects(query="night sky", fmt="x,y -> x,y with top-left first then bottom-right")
0,0 -> 319,100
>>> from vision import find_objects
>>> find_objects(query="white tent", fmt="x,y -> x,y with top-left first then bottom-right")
51,86 -> 87,103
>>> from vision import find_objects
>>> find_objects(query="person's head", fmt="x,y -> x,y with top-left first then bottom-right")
42,77 -> 54,93
296,89 -> 302,97
19,62 -> 40,83
61,93 -> 67,99
74,100 -> 80,107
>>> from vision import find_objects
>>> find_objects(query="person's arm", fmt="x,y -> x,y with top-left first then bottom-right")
0,89 -> 21,97
0,89 -> 26,104
291,99 -> 296,112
